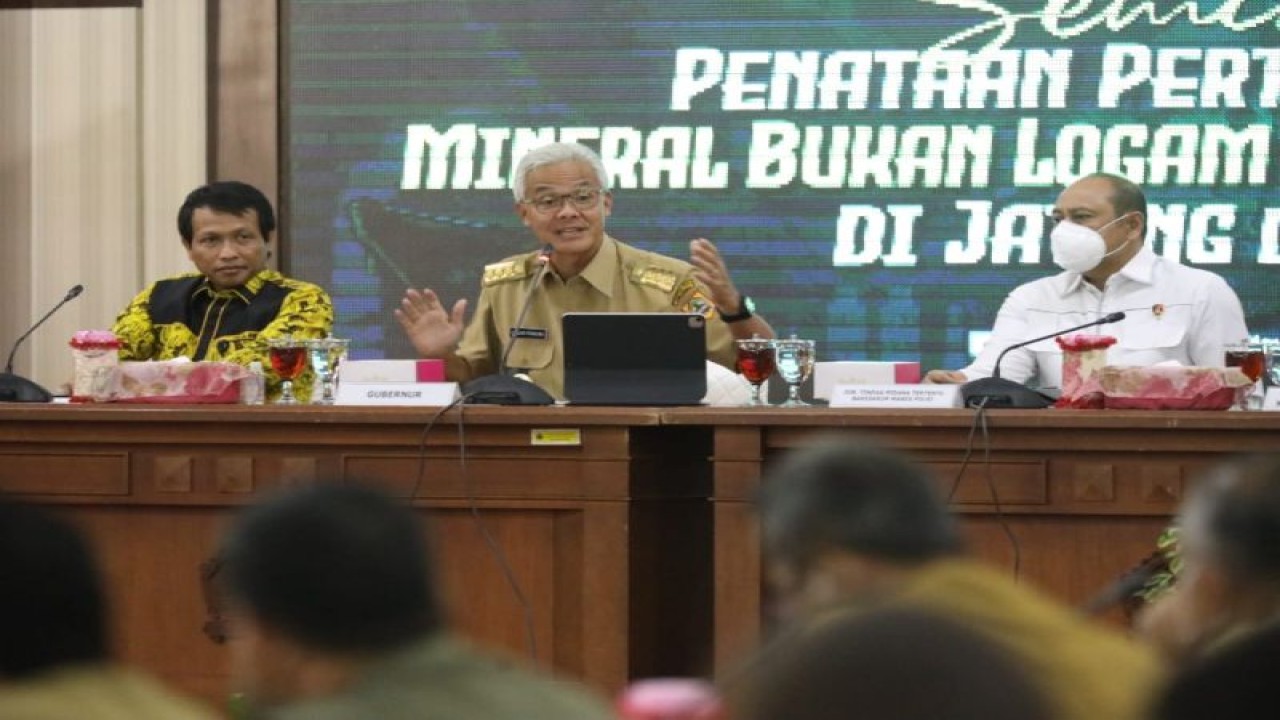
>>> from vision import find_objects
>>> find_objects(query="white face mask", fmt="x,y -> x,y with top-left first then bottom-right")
1050,213 -> 1133,274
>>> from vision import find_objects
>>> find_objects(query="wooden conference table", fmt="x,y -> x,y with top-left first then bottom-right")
2,404 -> 1278,705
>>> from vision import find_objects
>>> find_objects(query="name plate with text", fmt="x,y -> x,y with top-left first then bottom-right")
829,384 -> 961,409
335,382 -> 460,406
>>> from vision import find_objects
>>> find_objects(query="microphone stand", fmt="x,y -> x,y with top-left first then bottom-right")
960,311 -> 1127,409
463,247 -> 556,405
1,284 -> 86,403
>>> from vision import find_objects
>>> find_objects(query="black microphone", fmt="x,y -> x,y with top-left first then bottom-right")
961,311 -> 1126,409
1,284 -> 86,402
498,244 -> 554,375
1080,550 -> 1166,616
462,246 -> 555,406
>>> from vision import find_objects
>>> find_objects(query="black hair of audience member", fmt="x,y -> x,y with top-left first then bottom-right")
176,180 -> 276,245
0,499 -> 109,678
1154,622 -> 1280,720
1188,453 -> 1280,586
219,482 -> 443,654
734,607 -> 1053,720
759,437 -> 963,575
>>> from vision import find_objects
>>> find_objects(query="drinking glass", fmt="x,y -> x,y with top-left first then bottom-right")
774,336 -> 815,407
735,336 -> 776,407
267,337 -> 309,405
1225,340 -> 1266,409
1265,340 -> 1280,391
306,338 -> 350,405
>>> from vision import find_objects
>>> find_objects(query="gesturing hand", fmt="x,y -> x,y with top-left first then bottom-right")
689,237 -> 741,313
394,288 -> 468,358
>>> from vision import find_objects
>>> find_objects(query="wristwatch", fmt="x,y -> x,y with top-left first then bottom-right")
718,295 -> 755,323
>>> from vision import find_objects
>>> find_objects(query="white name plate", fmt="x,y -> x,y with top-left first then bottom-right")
1262,388 -> 1280,412
829,384 -> 961,409
335,382 -> 460,406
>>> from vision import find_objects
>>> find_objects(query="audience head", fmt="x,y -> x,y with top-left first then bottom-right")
757,437 -> 962,622
0,499 -> 109,679
219,481 -> 443,706
1154,621 -> 1280,720
1153,620 -> 1280,720
730,607 -> 1052,720
1149,454 -> 1280,659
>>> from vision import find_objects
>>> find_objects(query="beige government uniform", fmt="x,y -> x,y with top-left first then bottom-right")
896,559 -> 1163,720
0,664 -> 218,720
266,635 -> 611,720
447,235 -> 736,399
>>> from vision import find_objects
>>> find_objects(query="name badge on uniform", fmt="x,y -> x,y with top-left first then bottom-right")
509,327 -> 548,340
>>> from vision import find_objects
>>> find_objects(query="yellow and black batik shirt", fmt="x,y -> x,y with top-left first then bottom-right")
111,269 -> 333,401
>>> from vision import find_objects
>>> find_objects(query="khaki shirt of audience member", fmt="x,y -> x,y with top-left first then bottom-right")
0,664 -> 217,720
396,153 -> 773,399
773,558 -> 1163,720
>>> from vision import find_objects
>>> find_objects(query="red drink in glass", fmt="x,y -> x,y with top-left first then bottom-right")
737,347 -> 776,385
1225,349 -> 1265,382
269,346 -> 307,380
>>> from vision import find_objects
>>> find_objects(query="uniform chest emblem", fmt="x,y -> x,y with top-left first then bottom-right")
631,265 -> 678,293
482,261 -> 530,286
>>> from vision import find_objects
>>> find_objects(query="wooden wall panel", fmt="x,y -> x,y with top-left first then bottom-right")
211,0 -> 278,235
0,12 -> 34,364
0,3 -> 205,392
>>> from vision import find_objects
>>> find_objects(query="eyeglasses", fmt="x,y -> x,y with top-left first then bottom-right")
521,188 -> 606,214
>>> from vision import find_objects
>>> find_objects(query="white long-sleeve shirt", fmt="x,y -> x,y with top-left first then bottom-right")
960,246 -> 1249,389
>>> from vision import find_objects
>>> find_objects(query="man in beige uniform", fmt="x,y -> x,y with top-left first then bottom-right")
219,482 -> 611,720
396,141 -> 774,399
754,439 -> 1163,720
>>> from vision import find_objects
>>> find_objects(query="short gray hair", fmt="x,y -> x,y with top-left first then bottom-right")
512,142 -> 609,201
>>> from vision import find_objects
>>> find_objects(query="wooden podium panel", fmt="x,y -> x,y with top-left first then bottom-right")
0,404 -> 713,705
7,403 -> 1279,702
661,407 -> 1280,669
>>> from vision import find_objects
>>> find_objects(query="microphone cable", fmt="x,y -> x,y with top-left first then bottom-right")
947,396 -> 988,503
409,396 -> 538,663
454,401 -> 539,664
978,402 -> 1022,581
951,397 -> 1022,581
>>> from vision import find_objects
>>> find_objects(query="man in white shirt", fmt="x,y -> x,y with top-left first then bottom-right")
925,173 -> 1248,389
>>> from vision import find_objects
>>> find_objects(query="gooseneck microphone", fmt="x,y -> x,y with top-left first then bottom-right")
1079,551 -> 1166,616
1,284 -> 86,402
960,311 -> 1127,409
462,246 -> 556,405
498,244 -> 554,375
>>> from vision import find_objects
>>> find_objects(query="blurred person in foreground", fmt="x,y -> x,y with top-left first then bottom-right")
0,499 -> 216,720
730,607 -> 1052,720
218,481 -> 611,720
925,173 -> 1247,388
753,438 -> 1162,720
1151,614 -> 1280,720
396,141 -> 774,400
1136,453 -> 1280,667
112,181 -> 333,400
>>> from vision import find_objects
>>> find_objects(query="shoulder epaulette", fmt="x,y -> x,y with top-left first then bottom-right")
482,260 -> 530,287
629,264 -> 679,294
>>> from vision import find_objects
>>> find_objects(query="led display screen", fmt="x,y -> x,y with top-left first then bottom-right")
286,1 -> 1280,368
